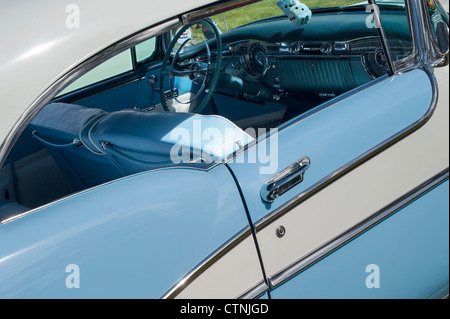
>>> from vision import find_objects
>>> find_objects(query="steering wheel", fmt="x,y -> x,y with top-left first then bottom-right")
159,19 -> 222,113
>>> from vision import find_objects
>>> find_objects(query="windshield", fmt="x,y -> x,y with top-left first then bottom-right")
174,0 -> 407,51
211,0 -> 368,31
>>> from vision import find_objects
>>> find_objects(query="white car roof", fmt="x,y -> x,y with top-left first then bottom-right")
0,0 -> 217,156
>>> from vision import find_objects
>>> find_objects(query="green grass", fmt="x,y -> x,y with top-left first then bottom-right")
209,0 -> 364,31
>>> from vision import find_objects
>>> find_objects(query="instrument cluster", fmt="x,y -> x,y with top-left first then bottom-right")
222,37 -> 406,81
245,42 -> 270,79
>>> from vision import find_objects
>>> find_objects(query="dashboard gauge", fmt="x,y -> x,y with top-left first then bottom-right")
365,47 -> 389,78
246,42 -> 269,78
374,48 -> 387,68
320,42 -> 333,54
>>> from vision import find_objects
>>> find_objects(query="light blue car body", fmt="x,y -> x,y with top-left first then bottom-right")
0,0 -> 448,299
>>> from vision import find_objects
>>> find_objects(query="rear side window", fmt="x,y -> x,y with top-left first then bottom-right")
58,49 -> 133,96
58,37 -> 157,96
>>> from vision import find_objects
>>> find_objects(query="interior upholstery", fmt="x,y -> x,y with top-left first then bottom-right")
29,103 -> 254,188
29,103 -> 126,189
277,58 -> 359,93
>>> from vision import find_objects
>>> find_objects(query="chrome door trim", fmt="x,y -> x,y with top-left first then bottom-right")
254,64 -> 439,232
161,225 -> 253,299
268,167 -> 449,289
236,280 -> 268,299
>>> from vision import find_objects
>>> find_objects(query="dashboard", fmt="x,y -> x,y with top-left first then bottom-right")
218,36 -> 412,100
188,10 -> 414,101
225,37 -> 399,78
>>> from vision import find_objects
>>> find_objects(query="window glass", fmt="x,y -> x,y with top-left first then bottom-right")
58,49 -> 133,96
136,37 -> 157,62
376,0 -> 414,64
209,0 -> 364,32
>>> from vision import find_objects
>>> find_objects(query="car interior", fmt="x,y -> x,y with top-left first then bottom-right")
0,1 -> 414,220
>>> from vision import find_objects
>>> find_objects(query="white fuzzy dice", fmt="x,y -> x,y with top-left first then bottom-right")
276,0 -> 312,27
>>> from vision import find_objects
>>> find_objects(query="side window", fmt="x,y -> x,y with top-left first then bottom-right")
135,37 -> 157,62
58,37 -> 157,96
58,49 -> 133,96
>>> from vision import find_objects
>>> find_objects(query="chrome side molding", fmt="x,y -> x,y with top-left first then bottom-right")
268,167 -> 449,290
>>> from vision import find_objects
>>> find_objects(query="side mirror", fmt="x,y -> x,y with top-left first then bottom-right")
436,21 -> 449,55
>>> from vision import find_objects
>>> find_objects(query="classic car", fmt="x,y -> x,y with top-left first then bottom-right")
0,0 -> 448,299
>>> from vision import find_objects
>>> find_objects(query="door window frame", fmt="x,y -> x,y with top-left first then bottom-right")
226,0 -> 420,162
55,36 -> 161,102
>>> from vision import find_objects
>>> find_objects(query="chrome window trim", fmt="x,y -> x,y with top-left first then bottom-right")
226,0 -> 422,161
421,0 -> 450,67
268,167 -> 449,289
387,0 -> 420,72
0,18 -> 182,169
369,0 -> 396,75
181,0 -> 263,24
402,0 -> 431,69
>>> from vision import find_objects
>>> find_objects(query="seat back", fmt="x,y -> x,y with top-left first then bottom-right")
30,102 -> 254,188
83,110 -> 254,174
29,103 -> 128,189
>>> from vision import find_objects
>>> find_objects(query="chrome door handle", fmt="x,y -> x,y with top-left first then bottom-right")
260,157 -> 310,203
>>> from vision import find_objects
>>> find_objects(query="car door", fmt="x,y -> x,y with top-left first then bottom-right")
227,2 -> 448,298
